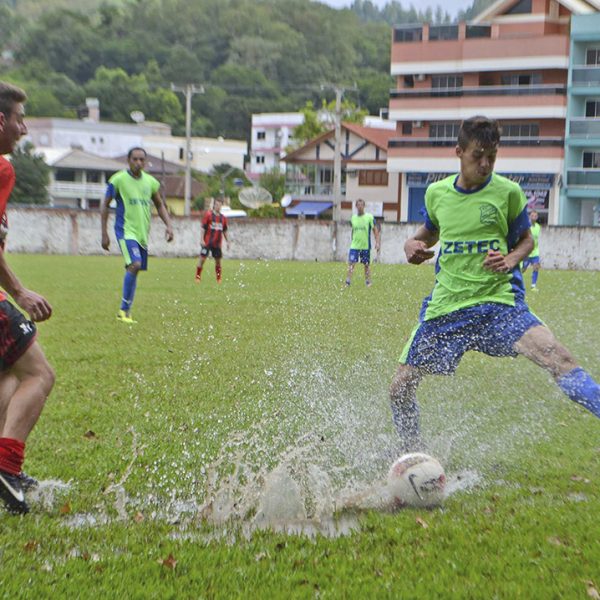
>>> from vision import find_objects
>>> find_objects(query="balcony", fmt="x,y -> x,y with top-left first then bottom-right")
390,84 -> 566,99
567,169 -> 600,187
571,66 -> 600,87
389,136 -> 564,148
569,118 -> 600,137
285,183 -> 346,201
49,181 -> 107,199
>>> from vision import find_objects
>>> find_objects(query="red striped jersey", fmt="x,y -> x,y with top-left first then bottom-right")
202,210 -> 228,248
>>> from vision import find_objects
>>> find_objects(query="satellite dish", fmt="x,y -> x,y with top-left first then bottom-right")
280,194 -> 292,208
238,186 -> 273,209
130,110 -> 145,124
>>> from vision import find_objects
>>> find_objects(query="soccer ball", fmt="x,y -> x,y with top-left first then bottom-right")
387,453 -> 446,508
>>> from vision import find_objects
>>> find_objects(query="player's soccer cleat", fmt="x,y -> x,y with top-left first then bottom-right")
366,280 -> 372,287
18,472 -> 39,492
195,274 -> 201,284
0,469 -> 30,514
531,286 -> 539,292
117,310 -> 137,324
217,277 -> 222,285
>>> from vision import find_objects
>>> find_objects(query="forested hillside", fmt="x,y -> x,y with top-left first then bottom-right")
0,0 -> 493,140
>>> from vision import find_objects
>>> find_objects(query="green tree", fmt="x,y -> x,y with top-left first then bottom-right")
9,142 -> 50,205
259,168 -> 286,205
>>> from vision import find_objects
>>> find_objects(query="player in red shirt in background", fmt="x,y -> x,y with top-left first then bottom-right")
195,197 -> 229,284
0,82 -> 55,514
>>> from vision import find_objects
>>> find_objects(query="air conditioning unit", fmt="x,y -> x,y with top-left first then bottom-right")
413,121 -> 423,128
415,74 -> 426,82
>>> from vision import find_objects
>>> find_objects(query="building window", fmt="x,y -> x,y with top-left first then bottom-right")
393,26 -> 422,43
402,122 -> 413,135
257,131 -> 266,140
583,151 -> 600,168
88,199 -> 101,209
55,169 -> 76,182
430,122 -> 460,140
256,155 -> 265,164
586,49 -> 600,65
429,25 -> 459,41
585,100 -> 600,117
403,75 -> 414,88
87,171 -> 101,183
431,75 -> 463,96
358,170 -> 388,186
501,73 -> 542,86
502,123 -> 539,138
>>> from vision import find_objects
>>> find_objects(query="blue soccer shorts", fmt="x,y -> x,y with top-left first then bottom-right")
348,249 -> 371,265
400,302 -> 542,375
522,256 -> 540,270
118,238 -> 148,271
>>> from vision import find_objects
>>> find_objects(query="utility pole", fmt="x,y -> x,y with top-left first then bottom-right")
171,83 -> 204,216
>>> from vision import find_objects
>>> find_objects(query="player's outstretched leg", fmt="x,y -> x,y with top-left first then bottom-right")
215,260 -> 222,284
118,263 -> 140,323
515,325 -> 600,418
390,364 -> 424,453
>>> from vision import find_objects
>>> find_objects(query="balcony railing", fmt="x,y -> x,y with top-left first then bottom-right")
569,118 -> 600,137
285,183 -> 346,198
389,136 -> 564,148
567,169 -> 600,187
49,181 -> 106,199
571,66 -> 600,86
390,84 -> 566,99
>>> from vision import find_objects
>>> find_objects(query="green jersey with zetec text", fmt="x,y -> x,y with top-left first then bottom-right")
421,173 -> 528,320
108,169 -> 160,248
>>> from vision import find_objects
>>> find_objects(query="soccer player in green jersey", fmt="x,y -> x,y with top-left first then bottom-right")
101,148 -> 174,324
521,209 -> 541,291
389,116 -> 600,452
345,198 -> 381,287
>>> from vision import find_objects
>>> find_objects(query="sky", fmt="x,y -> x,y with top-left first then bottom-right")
320,0 -> 476,18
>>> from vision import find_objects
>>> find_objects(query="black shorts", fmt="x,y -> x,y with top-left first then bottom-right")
0,299 -> 37,371
200,245 -> 222,259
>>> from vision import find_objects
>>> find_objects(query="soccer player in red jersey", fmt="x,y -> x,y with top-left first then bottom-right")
196,197 -> 229,284
0,82 -> 55,514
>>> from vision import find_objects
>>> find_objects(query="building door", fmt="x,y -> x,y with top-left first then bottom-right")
408,187 -> 426,222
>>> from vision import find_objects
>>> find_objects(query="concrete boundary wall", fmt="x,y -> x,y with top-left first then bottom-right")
6,207 -> 600,271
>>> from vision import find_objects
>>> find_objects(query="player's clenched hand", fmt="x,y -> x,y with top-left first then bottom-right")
405,239 -> 435,264
165,227 -> 174,243
14,289 -> 52,322
101,231 -> 110,251
483,249 -> 513,273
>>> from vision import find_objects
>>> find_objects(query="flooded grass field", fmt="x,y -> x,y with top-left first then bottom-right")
1,255 -> 598,598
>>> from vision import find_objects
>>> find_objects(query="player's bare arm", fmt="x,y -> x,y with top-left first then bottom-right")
404,225 -> 438,264
0,248 -> 51,322
152,192 -> 174,242
483,229 -> 534,273
100,193 -> 111,250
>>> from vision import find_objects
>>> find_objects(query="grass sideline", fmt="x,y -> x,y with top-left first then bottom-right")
0,254 -> 598,598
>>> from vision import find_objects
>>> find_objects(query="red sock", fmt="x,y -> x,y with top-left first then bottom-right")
216,264 -> 222,280
0,437 -> 25,475
196,266 -> 203,278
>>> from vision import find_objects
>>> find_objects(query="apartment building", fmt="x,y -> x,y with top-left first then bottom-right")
563,12 -> 600,225
387,0 -> 600,225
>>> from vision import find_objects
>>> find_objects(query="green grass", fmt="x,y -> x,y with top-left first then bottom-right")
0,255 -> 599,598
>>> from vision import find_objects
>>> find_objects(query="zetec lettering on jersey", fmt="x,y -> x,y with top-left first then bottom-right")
441,239 -> 501,254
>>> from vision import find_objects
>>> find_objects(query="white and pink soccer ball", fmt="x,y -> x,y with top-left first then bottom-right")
387,453 -> 446,508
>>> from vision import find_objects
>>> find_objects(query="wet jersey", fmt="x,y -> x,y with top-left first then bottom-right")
421,173 -> 529,321
350,212 -> 375,250
529,222 -> 540,258
202,210 -> 228,248
106,170 -> 160,248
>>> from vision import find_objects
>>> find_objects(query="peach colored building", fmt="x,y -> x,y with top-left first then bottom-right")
388,0 -> 600,225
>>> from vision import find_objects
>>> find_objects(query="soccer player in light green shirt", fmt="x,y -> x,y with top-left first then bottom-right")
101,147 -> 174,324
389,116 -> 600,452
345,198 -> 381,287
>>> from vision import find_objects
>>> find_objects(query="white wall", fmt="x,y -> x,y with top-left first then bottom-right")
5,208 -> 600,270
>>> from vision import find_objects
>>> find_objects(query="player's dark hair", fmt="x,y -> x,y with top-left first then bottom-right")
127,147 -> 147,159
0,82 -> 27,118
457,116 -> 501,149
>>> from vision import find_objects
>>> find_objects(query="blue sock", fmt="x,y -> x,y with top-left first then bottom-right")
120,270 -> 138,312
557,367 -> 600,418
532,270 -> 539,286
